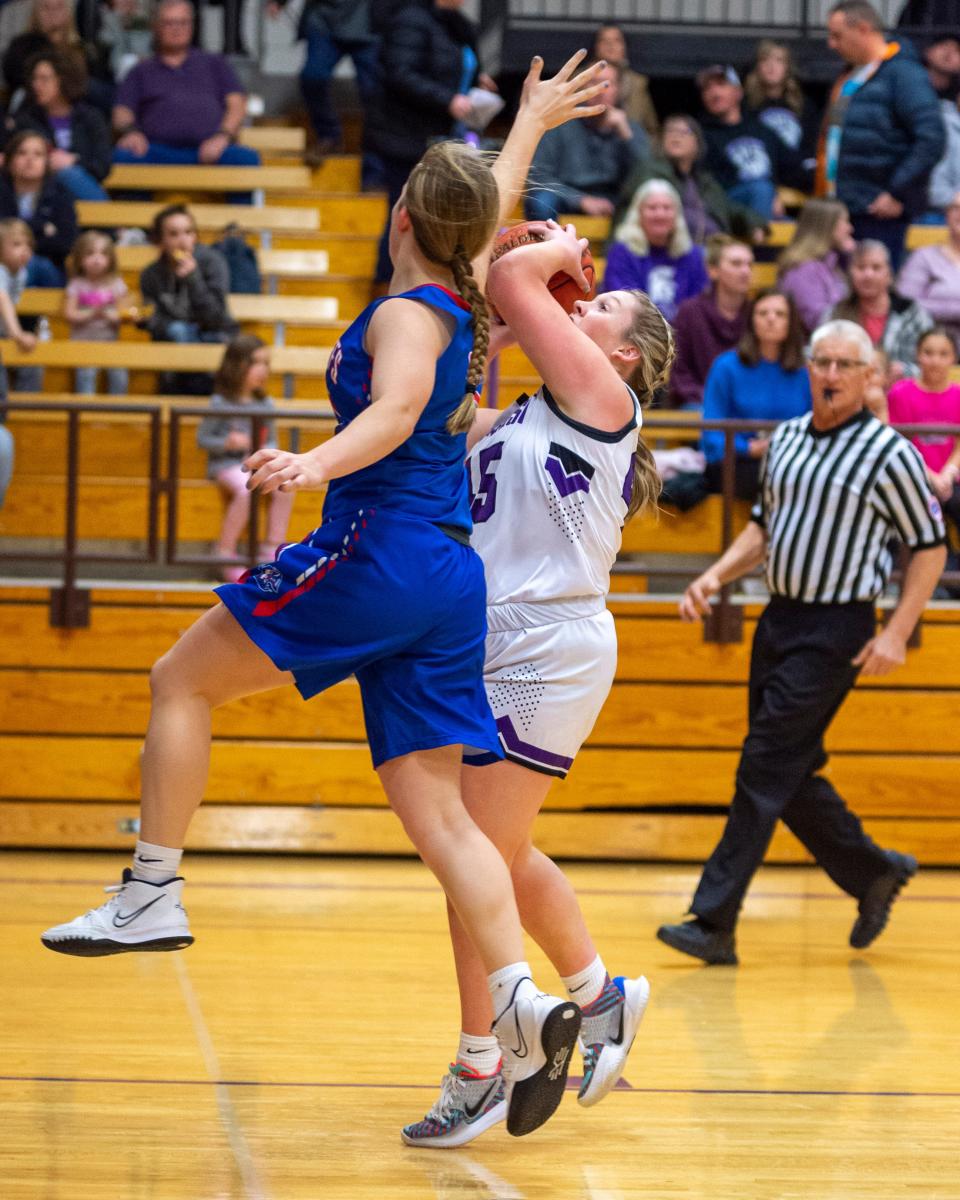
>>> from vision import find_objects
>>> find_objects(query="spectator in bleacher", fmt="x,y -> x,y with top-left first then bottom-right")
590,23 -> 659,142
669,233 -> 753,410
899,190 -> 960,345
1,0 -> 111,117
701,288 -> 812,499
603,179 -> 708,322
826,239 -> 934,379
366,0 -> 495,284
198,335 -> 293,581
923,34 -> 960,100
921,95 -> 960,223
697,64 -> 811,222
615,115 -> 766,245
267,0 -> 382,180
0,129 -> 77,284
778,197 -> 856,332
743,40 -> 820,167
9,49 -> 111,201
111,0 -> 260,169
0,217 -> 39,353
0,417 -> 11,509
888,328 -> 960,527
140,203 -> 236,392
64,229 -> 129,395
95,0 -> 152,85
524,61 -> 648,224
819,0 -> 945,268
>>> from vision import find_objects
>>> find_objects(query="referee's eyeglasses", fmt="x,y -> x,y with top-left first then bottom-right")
808,356 -> 868,374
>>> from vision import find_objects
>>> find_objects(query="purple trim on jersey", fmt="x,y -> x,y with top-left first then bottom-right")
497,715 -> 574,772
621,461 -> 635,507
545,455 -> 593,498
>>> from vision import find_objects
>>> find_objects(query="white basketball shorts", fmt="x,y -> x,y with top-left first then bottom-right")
464,596 -> 617,778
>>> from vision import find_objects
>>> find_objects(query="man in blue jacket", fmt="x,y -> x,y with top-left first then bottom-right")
819,0 -> 945,267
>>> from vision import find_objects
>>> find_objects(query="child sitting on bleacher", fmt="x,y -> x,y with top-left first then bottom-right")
0,217 -> 40,394
63,230 -> 129,396
197,335 -> 293,582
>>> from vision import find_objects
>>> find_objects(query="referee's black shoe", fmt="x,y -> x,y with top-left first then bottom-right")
656,918 -> 738,965
849,851 -> 918,950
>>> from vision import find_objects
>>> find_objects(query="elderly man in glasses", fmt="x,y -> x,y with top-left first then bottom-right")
658,318 -> 946,966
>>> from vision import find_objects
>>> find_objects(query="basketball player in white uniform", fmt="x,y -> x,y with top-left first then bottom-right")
403,223 -> 675,1148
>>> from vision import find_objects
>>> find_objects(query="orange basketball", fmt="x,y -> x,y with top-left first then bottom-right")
490,221 -> 596,315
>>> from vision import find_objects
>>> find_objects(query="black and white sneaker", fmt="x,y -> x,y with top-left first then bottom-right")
41,869 -> 194,956
492,977 -> 581,1137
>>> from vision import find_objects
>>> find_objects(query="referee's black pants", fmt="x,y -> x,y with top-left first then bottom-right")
691,597 -> 892,933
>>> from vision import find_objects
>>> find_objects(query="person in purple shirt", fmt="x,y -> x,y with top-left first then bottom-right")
778,197 -> 856,332
111,0 -> 260,168
669,233 -> 754,409
601,178 -> 708,322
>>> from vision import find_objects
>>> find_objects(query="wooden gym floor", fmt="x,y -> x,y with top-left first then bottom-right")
2,850 -> 959,1199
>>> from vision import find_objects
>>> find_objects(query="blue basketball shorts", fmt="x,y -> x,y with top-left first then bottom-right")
215,507 -> 502,769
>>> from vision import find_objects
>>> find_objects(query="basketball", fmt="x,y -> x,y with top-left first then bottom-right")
490,221 -> 596,314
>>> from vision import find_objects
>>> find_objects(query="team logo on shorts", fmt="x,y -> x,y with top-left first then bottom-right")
252,565 -> 283,594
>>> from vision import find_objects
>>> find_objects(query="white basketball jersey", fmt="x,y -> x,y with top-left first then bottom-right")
467,385 -> 641,605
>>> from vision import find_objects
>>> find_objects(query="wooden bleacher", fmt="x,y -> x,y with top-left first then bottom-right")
77,201 -> 319,241
103,164 -> 312,197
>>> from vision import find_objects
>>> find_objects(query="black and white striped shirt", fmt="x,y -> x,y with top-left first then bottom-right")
751,410 -> 946,604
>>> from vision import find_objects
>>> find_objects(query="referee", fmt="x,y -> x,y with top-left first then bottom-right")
658,319 -> 947,966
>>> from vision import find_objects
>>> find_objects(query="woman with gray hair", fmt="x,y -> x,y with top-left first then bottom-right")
602,178 -> 709,320
825,238 -> 934,379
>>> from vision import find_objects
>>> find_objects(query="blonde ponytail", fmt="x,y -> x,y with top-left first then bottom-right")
446,245 -> 489,434
622,289 -> 676,520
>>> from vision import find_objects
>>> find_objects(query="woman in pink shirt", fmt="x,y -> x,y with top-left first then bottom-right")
887,327 -> 960,525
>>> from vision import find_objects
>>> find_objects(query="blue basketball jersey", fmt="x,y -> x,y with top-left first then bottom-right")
322,284 -> 476,532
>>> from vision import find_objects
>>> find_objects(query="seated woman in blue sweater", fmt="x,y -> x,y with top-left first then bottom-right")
601,178 -> 708,321
701,287 -> 811,498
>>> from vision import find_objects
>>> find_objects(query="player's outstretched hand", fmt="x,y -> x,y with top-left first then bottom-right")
679,571 -> 721,622
244,447 -> 326,494
518,50 -> 607,132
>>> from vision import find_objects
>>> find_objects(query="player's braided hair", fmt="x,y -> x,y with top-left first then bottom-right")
402,141 -> 499,436
622,289 -> 676,520
448,245 -> 490,434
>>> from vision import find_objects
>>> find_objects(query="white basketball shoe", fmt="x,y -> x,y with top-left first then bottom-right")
491,977 -> 581,1137
41,869 -> 194,956
577,974 -> 650,1107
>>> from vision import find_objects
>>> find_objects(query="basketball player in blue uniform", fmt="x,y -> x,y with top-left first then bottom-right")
41,56 -> 609,1139
402,223 -> 675,1147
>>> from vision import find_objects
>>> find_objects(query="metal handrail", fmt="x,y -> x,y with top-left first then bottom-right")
0,400 -> 956,633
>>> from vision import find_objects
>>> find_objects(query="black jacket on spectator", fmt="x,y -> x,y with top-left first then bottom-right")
366,2 -> 479,166
11,101 -> 113,182
701,111 -> 812,195
0,174 -> 77,268
825,44 -> 946,218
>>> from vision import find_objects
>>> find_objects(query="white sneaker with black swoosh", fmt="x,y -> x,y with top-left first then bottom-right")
401,1062 -> 507,1148
492,977 -> 581,1137
577,974 -> 650,1107
41,869 -> 194,956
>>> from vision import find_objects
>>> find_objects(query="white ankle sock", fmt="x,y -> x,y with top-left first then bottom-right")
488,960 -> 535,1020
561,954 -> 608,1007
456,1032 -> 501,1076
131,840 -> 183,885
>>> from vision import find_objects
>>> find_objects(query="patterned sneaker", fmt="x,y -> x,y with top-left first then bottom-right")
401,1063 -> 507,1149
492,977 -> 581,1137
41,869 -> 194,956
577,974 -> 650,1108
